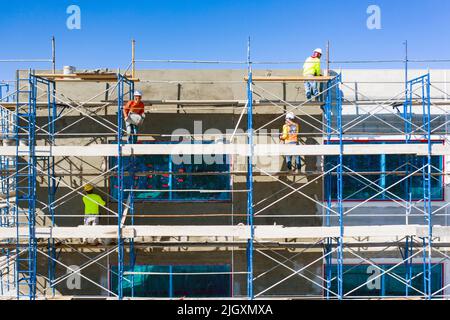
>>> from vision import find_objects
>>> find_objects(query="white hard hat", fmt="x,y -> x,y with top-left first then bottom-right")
134,90 -> 142,97
286,112 -> 295,120
314,48 -> 323,55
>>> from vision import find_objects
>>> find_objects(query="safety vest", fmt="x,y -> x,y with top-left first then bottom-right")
303,57 -> 321,76
83,193 -> 106,215
281,123 -> 300,143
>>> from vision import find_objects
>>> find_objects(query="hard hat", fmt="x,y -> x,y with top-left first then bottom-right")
134,90 -> 142,97
286,112 -> 295,120
84,184 -> 94,192
314,48 -> 323,55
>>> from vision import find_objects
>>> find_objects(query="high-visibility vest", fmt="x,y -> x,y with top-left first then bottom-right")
303,57 -> 321,76
281,123 -> 300,143
83,193 -> 106,215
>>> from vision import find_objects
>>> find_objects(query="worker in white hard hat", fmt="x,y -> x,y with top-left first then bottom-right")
123,90 -> 146,143
303,48 -> 323,101
280,112 -> 301,172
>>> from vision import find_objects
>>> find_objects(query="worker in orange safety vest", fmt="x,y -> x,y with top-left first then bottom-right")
280,112 -> 301,172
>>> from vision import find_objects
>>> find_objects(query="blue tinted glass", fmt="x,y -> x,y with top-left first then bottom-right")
328,264 -> 443,297
325,141 -> 443,201
109,142 -> 231,202
110,265 -> 231,298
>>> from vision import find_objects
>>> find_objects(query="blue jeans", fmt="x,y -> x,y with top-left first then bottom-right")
126,123 -> 138,144
304,81 -> 319,99
285,142 -> 301,169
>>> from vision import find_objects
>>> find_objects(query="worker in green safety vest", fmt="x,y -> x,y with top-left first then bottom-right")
303,48 -> 323,101
82,184 -> 105,226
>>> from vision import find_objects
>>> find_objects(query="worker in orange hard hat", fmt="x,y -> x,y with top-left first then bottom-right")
303,48 -> 323,101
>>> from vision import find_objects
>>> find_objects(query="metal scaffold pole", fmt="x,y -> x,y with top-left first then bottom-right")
404,66 -> 413,225
336,74 -> 344,299
117,73 -> 125,300
43,76 -> 57,297
404,73 -> 433,299
128,80 -> 136,298
403,68 -> 414,296
423,73 -> 432,299
323,74 -> 344,299
404,235 -> 414,297
246,37 -> 254,300
117,73 -> 135,299
0,81 -> 14,295
324,77 -> 334,299
14,72 -> 38,299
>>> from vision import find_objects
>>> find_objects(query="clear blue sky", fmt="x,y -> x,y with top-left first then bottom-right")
0,0 -> 449,80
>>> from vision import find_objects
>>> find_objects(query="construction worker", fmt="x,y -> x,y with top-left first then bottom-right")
303,48 -> 323,101
123,90 -> 145,144
280,112 -> 301,172
82,184 -> 105,226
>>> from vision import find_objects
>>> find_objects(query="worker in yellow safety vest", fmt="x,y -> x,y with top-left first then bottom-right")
280,112 -> 301,172
82,184 -> 105,226
303,48 -> 323,101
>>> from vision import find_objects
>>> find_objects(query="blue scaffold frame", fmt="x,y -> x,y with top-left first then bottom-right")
0,39 -> 444,301
403,74 -> 433,299
322,74 -> 344,299
12,73 -> 57,299
14,72 -> 38,300
116,73 -> 135,300
246,38 -> 254,300
34,75 -> 58,297
0,82 -> 14,295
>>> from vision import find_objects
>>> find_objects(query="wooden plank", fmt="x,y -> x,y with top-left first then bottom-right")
430,226 -> 450,238
255,225 -> 427,239
0,143 -> 434,157
36,73 -> 121,78
245,76 -> 335,82
0,226 -> 251,240
1,100 -> 322,110
0,225 -> 434,241
34,73 -> 139,82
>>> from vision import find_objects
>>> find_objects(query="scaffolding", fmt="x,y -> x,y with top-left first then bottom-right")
1,40 -> 450,300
